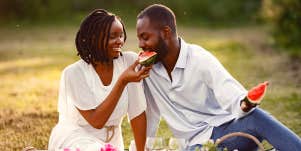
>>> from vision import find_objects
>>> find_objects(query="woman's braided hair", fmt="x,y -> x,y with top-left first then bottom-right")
75,9 -> 127,64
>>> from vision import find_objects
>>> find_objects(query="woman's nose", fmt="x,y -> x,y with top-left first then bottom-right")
115,37 -> 123,45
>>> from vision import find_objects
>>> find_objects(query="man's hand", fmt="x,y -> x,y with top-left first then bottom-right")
241,97 -> 256,112
242,81 -> 269,112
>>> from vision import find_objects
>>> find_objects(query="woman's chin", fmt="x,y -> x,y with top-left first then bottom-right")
112,54 -> 120,59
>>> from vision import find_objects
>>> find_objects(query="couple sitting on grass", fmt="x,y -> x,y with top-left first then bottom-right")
48,4 -> 301,151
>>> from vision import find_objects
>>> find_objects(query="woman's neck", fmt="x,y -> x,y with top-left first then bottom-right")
93,61 -> 114,86
93,61 -> 113,69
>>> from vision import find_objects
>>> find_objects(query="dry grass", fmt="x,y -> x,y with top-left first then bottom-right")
0,25 -> 300,150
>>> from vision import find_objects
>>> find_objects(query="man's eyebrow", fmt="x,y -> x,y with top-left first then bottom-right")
138,32 -> 148,37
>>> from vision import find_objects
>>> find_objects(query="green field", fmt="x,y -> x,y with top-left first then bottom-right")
0,25 -> 300,150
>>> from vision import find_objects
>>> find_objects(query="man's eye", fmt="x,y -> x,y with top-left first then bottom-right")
142,36 -> 148,40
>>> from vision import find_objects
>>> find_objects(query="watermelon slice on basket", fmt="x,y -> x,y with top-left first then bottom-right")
138,51 -> 157,66
247,81 -> 269,105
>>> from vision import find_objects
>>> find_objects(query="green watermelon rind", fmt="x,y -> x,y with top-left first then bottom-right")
139,55 -> 157,66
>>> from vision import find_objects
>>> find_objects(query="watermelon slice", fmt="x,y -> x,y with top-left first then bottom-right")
138,51 -> 157,66
247,81 -> 269,105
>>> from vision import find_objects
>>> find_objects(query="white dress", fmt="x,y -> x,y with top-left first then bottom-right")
48,52 -> 146,151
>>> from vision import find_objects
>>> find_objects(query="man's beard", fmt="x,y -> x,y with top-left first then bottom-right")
155,36 -> 168,63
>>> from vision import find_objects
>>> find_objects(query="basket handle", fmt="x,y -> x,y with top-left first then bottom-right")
215,132 -> 265,151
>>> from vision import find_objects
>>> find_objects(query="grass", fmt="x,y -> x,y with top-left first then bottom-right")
0,25 -> 300,150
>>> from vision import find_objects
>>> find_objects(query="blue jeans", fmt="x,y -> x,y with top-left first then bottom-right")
187,108 -> 301,151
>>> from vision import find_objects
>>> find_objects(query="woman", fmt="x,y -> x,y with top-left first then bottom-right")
48,9 -> 150,151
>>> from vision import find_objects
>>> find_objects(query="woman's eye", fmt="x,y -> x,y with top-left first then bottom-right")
110,35 -> 116,39
110,33 -> 124,39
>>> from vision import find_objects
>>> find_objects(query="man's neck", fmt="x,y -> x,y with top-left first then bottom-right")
162,37 -> 181,81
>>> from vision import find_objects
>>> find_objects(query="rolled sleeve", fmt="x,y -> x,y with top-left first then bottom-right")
203,51 -> 249,115
234,92 -> 255,118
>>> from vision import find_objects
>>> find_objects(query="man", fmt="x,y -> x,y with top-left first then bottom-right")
136,4 -> 301,151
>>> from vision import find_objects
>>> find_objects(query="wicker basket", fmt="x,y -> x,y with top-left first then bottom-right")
215,132 -> 265,151
22,146 -> 47,151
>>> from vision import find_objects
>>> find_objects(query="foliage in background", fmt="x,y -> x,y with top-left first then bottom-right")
261,0 -> 301,56
0,0 -> 261,26
1,0 -> 300,53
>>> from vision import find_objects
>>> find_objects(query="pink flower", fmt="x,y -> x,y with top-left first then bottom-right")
100,143 -> 117,151
63,148 -> 80,151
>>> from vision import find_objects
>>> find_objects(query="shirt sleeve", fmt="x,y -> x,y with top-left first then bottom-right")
123,51 -> 147,120
64,66 -> 99,110
127,82 -> 147,120
143,81 -> 161,137
202,51 -> 251,118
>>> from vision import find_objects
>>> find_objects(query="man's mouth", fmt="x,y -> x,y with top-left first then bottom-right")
142,48 -> 156,52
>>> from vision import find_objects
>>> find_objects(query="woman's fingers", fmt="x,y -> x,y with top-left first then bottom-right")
130,60 -> 140,69
124,61 -> 153,82
137,66 -> 150,76
139,73 -> 150,80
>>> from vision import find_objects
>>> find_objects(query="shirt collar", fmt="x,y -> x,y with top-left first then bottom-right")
174,37 -> 188,69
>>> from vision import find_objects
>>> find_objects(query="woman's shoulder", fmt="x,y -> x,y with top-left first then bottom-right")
62,59 -> 87,76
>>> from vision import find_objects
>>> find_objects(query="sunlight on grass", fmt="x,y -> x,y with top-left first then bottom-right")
0,26 -> 300,150
0,57 -> 55,72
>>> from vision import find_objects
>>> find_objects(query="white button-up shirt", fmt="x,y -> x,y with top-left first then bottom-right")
143,38 -> 250,146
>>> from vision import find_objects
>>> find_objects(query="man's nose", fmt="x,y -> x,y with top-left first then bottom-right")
138,40 -> 145,49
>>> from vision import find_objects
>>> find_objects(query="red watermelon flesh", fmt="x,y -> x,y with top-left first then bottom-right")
138,51 -> 157,66
247,81 -> 269,105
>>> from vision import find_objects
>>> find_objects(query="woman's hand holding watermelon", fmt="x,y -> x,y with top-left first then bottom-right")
241,81 -> 269,112
120,60 -> 152,84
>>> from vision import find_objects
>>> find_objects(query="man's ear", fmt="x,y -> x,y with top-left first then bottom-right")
160,26 -> 172,39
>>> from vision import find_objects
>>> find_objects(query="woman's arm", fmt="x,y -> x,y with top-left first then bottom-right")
130,111 -> 146,151
78,77 -> 127,129
78,61 -> 151,129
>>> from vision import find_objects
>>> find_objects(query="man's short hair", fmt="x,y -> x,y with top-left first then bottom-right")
137,4 -> 177,34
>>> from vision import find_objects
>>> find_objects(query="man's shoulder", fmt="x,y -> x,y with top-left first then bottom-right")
183,42 -> 222,73
186,43 -> 214,61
